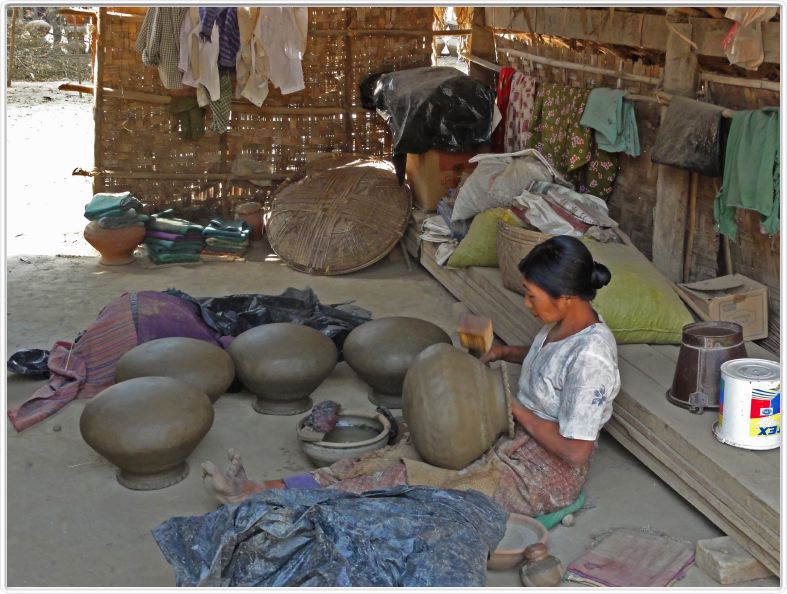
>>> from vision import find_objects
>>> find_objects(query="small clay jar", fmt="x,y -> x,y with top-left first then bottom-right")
83,221 -> 145,265
402,343 -> 515,470
519,543 -> 564,587
343,317 -> 452,409
235,201 -> 264,240
228,323 -> 338,415
79,377 -> 214,490
115,337 -> 235,403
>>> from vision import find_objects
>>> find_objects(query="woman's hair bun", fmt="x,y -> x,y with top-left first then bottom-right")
590,261 -> 612,289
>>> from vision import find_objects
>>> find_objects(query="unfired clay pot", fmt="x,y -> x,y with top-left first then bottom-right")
115,337 -> 235,403
343,317 -> 452,408
79,376 -> 214,490
228,323 -> 338,415
402,343 -> 515,470
83,221 -> 145,265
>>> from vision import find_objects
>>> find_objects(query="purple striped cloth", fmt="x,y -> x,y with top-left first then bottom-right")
145,230 -> 203,242
199,7 -> 240,69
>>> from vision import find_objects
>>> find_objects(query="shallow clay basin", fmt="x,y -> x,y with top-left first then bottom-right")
296,409 -> 391,467
487,513 -> 549,571
115,337 -> 234,403
79,376 -> 214,490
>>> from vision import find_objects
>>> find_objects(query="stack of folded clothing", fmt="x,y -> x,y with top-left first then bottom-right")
201,219 -> 251,262
84,191 -> 149,228
144,210 -> 204,264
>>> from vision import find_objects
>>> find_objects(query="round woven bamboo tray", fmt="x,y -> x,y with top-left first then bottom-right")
497,220 -> 551,295
267,158 -> 412,275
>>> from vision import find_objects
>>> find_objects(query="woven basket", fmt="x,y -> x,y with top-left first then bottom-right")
497,221 -> 552,295
266,158 -> 411,275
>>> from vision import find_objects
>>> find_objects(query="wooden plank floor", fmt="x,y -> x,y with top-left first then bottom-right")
406,225 -> 780,574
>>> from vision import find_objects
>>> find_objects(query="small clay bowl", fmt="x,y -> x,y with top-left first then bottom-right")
115,337 -> 235,403
297,410 -> 390,467
80,376 -> 214,490
487,513 -> 549,571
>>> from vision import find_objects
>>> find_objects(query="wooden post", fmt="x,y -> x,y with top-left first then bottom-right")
7,7 -> 18,87
652,20 -> 697,282
343,10 -> 354,153
468,8 -> 496,86
683,171 -> 699,282
92,7 -> 107,195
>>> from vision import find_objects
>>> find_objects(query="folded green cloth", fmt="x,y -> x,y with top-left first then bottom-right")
168,96 -> 205,141
203,245 -> 247,255
84,192 -> 143,220
205,237 -> 249,249
144,240 -> 203,255
148,251 -> 201,265
147,215 -> 204,236
580,88 -> 640,157
206,218 -> 250,233
203,227 -> 250,240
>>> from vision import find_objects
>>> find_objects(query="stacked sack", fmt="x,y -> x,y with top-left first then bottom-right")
144,210 -> 204,264
201,219 -> 250,262
84,191 -> 148,228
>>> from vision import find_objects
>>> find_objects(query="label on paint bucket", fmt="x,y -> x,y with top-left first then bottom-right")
750,388 -> 780,437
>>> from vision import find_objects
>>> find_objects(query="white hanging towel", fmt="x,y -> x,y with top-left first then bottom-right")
179,7 -> 221,103
258,7 -> 308,95
235,7 -> 271,107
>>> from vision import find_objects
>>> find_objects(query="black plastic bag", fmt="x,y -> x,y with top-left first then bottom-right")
7,349 -> 50,379
373,66 -> 495,155
152,486 -> 507,587
165,287 -> 372,350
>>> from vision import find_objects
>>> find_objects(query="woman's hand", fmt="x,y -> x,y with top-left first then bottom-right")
479,344 -> 531,365
480,345 -> 509,364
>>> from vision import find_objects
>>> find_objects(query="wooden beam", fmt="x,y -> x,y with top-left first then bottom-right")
7,7 -> 18,88
700,71 -> 780,92
93,7 -> 107,195
484,7 -> 779,64
652,21 -> 696,282
468,8 -> 496,86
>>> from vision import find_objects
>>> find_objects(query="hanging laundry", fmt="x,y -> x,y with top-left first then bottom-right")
503,71 -> 537,153
490,67 -> 516,152
527,81 -> 619,199
207,71 -> 233,134
199,7 -> 240,70
168,96 -> 205,141
179,7 -> 220,103
258,7 -> 308,95
235,8 -> 269,106
580,88 -> 640,157
135,8 -> 188,89
714,107 -> 779,240
651,95 -> 724,177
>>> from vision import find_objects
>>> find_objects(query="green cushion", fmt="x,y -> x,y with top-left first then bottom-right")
582,239 -> 694,344
447,208 -> 523,268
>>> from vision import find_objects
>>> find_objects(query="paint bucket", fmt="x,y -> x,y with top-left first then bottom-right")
713,359 -> 781,450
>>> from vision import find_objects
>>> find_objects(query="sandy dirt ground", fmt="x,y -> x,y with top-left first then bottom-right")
3,81 -> 779,588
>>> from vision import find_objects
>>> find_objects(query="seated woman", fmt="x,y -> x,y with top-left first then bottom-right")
203,236 -> 621,516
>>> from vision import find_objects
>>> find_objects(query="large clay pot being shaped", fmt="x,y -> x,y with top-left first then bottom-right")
115,337 -> 235,403
80,377 -> 214,490
343,317 -> 452,409
228,323 -> 338,415
402,343 -> 515,470
83,221 -> 145,265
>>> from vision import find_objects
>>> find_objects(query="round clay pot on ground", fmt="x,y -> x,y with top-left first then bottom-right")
342,317 -> 452,409
83,221 -> 145,265
228,323 -> 338,415
296,409 -> 391,467
115,337 -> 235,403
235,201 -> 264,240
402,343 -> 515,470
79,376 -> 214,490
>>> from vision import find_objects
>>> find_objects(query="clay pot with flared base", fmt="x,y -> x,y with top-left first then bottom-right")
402,343 -> 515,470
343,317 -> 452,409
83,221 -> 145,265
79,377 -> 214,490
235,201 -> 264,240
115,337 -> 235,403
228,323 -> 338,415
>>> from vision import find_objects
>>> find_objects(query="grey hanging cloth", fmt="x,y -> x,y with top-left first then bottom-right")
650,96 -> 725,177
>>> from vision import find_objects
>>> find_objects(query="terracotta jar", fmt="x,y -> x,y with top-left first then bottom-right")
402,343 -> 515,470
115,337 -> 235,403
343,317 -> 452,409
83,221 -> 145,265
235,201 -> 264,240
228,323 -> 338,415
80,377 -> 214,490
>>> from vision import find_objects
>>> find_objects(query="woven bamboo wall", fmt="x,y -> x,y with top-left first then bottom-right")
93,7 -> 433,219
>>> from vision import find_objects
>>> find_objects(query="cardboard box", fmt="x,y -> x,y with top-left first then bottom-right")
405,150 -> 479,211
679,274 -> 769,341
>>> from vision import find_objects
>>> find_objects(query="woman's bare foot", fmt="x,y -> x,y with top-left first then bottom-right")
201,449 -> 273,505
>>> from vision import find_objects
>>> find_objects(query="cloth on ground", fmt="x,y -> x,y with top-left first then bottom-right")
200,252 -> 246,262
564,527 -> 695,587
135,7 -> 188,89
147,251 -> 202,265
168,95 -> 204,141
7,291 -> 224,431
527,81 -> 619,199
503,71 -> 538,153
299,400 -> 341,441
491,67 -> 516,152
151,486 -> 507,587
199,7 -> 239,69
714,107 -> 779,239
145,229 -> 201,242
147,213 -> 204,236
650,95 -> 725,177
580,88 -> 640,157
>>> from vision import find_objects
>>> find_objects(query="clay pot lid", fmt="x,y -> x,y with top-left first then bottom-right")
296,409 -> 390,449
488,513 -> 549,571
